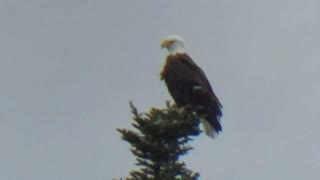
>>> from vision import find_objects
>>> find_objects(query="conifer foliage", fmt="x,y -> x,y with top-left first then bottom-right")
117,102 -> 202,180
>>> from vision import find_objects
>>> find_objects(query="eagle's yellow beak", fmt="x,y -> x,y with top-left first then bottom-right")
161,40 -> 171,49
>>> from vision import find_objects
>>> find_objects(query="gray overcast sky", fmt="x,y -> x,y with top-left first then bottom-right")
1,0 -> 320,179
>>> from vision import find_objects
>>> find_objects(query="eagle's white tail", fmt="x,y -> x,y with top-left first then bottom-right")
201,119 -> 219,138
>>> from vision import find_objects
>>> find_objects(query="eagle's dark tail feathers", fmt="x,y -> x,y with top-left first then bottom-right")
202,105 -> 222,138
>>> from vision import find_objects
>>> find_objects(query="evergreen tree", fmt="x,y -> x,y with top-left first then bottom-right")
117,102 -> 203,180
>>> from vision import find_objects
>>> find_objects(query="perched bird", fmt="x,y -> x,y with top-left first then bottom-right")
160,35 -> 222,138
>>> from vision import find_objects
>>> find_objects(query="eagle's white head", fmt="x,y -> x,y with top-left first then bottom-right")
161,35 -> 186,55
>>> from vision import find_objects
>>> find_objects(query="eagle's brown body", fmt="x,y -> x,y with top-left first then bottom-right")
161,53 -> 222,137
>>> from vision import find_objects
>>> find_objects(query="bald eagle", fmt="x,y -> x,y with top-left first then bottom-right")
160,35 -> 222,138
